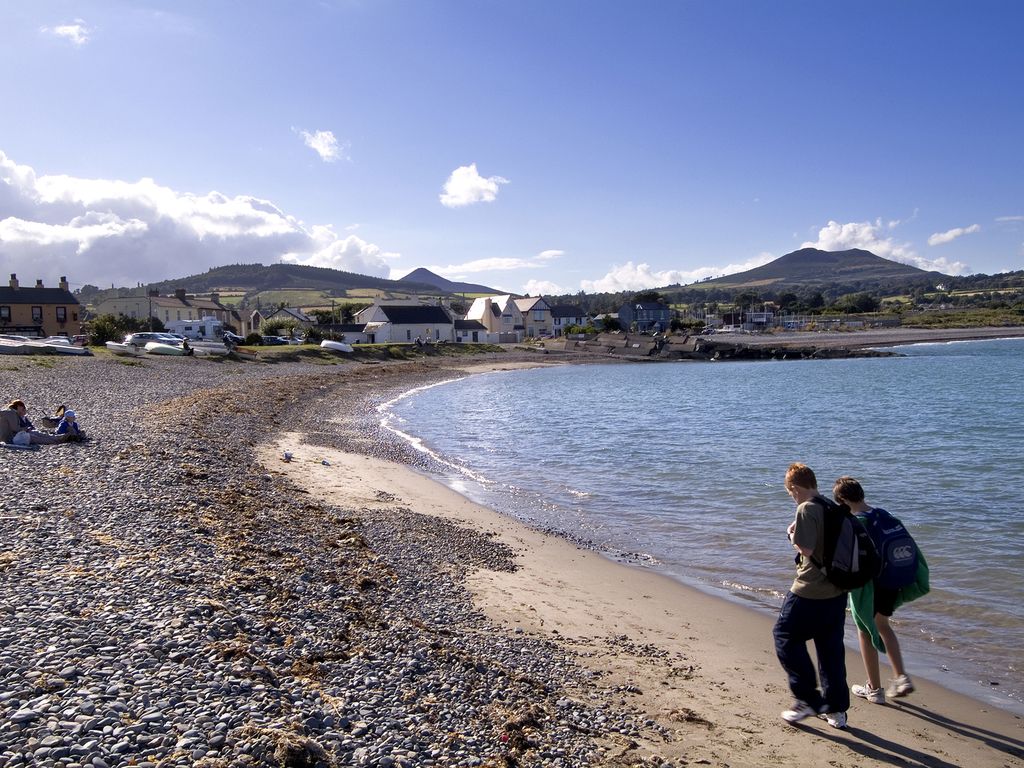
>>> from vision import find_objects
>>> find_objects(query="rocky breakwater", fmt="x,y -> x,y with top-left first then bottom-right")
0,355 -> 673,768
658,336 -> 899,361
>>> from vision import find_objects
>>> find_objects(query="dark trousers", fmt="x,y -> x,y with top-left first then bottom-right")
773,591 -> 850,713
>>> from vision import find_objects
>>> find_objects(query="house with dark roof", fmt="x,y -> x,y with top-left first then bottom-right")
454,318 -> 494,343
261,306 -> 315,326
0,274 -> 81,337
549,304 -> 588,336
354,302 -> 455,343
617,302 -> 672,333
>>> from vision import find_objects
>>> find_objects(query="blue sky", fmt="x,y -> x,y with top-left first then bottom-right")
1,1 -> 1022,295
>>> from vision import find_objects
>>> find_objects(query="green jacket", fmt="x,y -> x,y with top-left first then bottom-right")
848,549 -> 930,653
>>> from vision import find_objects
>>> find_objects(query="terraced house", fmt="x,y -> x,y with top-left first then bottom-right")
0,274 -> 80,338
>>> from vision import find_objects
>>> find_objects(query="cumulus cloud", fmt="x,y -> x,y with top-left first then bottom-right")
802,218 -> 967,275
42,19 -> 91,46
297,129 -> 348,162
580,253 -> 776,293
928,224 -> 980,246
439,164 -> 509,208
0,149 -> 393,287
522,279 -> 564,295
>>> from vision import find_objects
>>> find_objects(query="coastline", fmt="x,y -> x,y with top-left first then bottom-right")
1,342 -> 1021,766
718,324 -> 1024,351
274,352 -> 1023,766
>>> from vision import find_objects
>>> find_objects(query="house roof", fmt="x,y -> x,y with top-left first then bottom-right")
378,305 -> 453,325
454,319 -> 488,330
265,307 -> 314,323
0,287 -> 79,305
514,296 -> 550,312
549,304 -> 585,319
626,302 -> 671,312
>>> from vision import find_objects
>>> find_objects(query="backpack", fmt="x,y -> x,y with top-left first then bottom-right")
809,496 -> 882,591
860,507 -> 919,589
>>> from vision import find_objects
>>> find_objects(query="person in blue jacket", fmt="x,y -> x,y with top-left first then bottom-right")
833,476 -> 929,705
55,409 -> 84,439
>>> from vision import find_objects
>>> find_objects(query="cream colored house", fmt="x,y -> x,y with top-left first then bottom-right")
514,296 -> 553,337
0,274 -> 80,337
465,295 -> 524,342
94,289 -> 241,330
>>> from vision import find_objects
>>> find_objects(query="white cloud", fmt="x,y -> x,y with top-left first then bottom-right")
422,249 -> 563,278
580,253 -> 776,293
928,224 -> 980,246
42,19 -> 91,46
297,129 -> 348,162
0,149 -> 394,286
439,163 -> 509,208
802,218 -> 967,275
995,215 -> 1024,223
522,279 -> 564,295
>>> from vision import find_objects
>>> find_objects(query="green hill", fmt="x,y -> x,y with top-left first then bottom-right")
691,248 -> 947,291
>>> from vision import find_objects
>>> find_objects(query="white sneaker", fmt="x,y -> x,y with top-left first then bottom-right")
823,711 -> 848,729
852,682 -> 885,704
887,674 -> 915,698
781,701 -> 818,724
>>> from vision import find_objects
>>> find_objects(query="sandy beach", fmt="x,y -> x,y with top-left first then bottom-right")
1,330 -> 1021,767
265,349 -> 1024,767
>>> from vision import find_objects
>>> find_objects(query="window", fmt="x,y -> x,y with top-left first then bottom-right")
533,310 -> 545,321
32,306 -> 43,322
56,306 -> 67,323
406,329 -> 412,341
0,306 -> 9,322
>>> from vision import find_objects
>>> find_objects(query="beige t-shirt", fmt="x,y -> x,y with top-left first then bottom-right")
790,499 -> 845,599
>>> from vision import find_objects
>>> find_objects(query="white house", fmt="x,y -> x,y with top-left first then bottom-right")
354,302 -> 455,343
549,304 -> 588,336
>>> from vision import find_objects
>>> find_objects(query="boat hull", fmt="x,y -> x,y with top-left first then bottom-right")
320,340 -> 354,353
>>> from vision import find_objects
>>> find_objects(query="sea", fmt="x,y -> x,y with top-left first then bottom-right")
378,337 -> 1024,714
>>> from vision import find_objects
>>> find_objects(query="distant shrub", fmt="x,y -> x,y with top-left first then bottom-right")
244,332 -> 262,345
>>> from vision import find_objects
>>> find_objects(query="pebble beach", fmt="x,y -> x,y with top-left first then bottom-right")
2,343 -> 1022,768
1,353 -> 640,768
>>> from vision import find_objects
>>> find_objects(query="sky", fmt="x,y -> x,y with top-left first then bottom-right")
1,1 -> 1022,296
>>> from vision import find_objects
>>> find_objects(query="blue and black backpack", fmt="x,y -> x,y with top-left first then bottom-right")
859,507 -> 919,589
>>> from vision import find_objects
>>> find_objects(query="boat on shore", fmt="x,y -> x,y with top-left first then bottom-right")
105,341 -> 144,357
145,341 -> 193,356
321,340 -> 354,353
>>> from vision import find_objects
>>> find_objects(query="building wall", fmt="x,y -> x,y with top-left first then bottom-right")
0,301 -> 80,337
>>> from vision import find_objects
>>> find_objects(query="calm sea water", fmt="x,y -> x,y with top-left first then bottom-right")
380,338 -> 1024,713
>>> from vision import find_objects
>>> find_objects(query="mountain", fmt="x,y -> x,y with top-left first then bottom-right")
691,248 -> 949,291
84,263 -> 447,304
397,268 -> 504,295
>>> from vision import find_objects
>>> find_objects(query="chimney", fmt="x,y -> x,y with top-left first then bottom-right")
209,292 -> 220,304
175,288 -> 187,301
59,276 -> 69,291
8,274 -> 17,290
36,279 -> 44,288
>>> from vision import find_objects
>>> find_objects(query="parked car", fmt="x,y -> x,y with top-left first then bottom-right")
221,331 -> 245,346
123,332 -> 170,348
260,335 -> 288,346
71,335 -> 88,346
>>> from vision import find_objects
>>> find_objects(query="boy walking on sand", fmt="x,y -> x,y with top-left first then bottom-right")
833,476 -> 926,704
773,462 -> 850,729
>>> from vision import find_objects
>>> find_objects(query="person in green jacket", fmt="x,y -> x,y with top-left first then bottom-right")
833,476 -> 929,704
